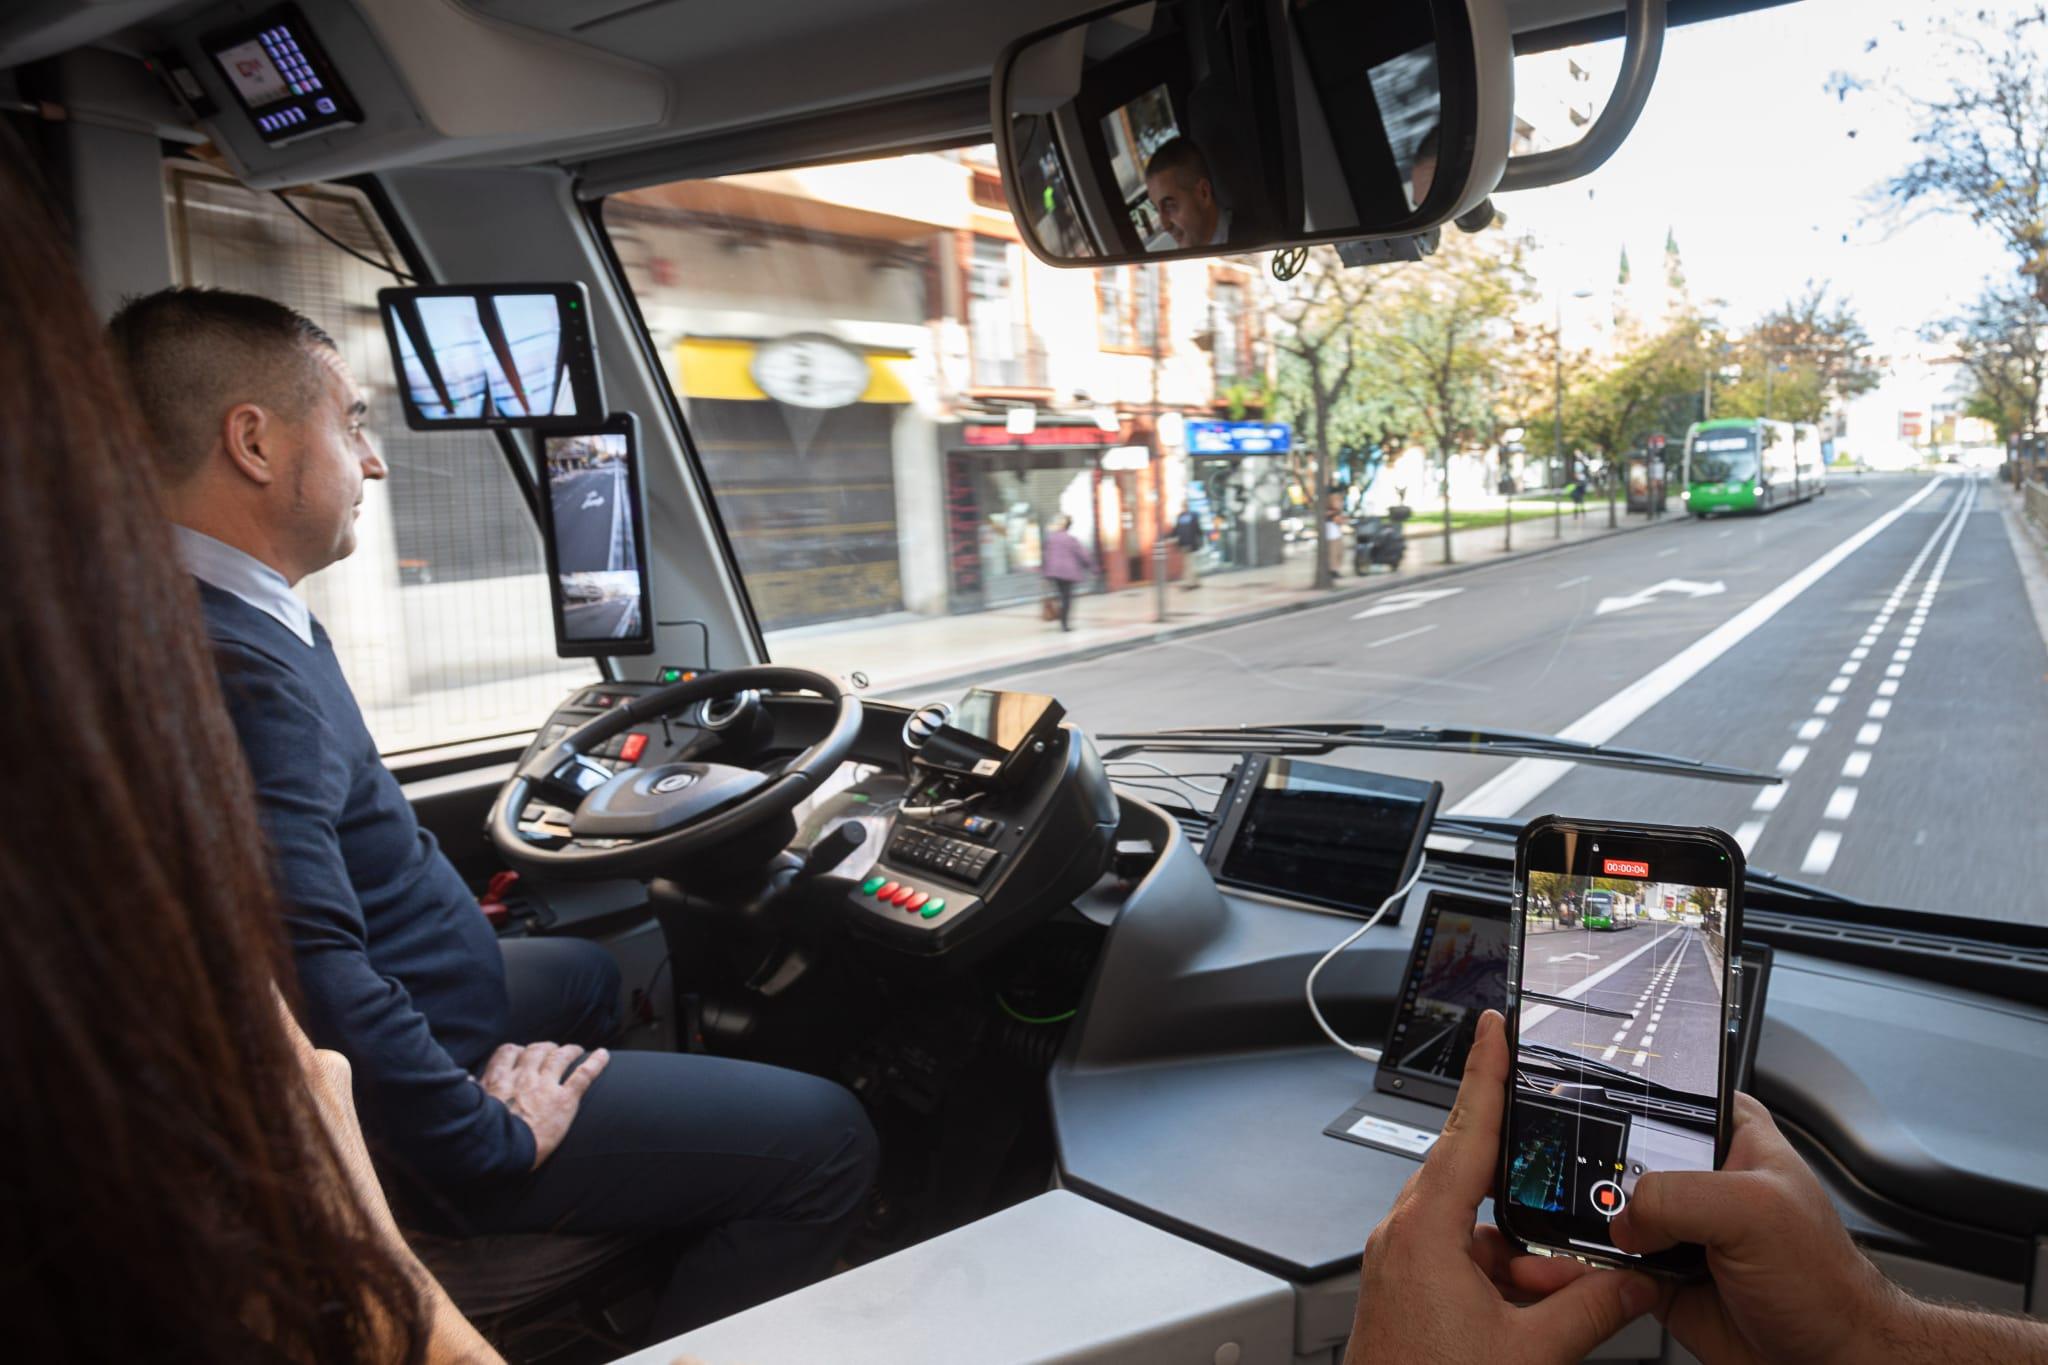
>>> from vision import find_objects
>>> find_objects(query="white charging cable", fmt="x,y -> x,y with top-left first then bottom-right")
1304,857 -> 1427,1065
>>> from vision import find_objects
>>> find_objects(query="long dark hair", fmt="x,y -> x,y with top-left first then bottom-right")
0,126 -> 428,1360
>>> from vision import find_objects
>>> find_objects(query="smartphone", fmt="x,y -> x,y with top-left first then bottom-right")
1497,816 -> 1744,1277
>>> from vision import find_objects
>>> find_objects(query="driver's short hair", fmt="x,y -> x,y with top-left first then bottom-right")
1144,136 -> 1212,187
106,287 -> 338,487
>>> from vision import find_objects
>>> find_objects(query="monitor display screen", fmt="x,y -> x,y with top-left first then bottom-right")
538,418 -> 653,656
1375,893 -> 1510,1104
1214,757 -> 1440,917
378,284 -> 603,430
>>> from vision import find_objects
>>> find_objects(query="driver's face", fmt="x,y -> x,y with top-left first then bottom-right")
1146,168 -> 1218,248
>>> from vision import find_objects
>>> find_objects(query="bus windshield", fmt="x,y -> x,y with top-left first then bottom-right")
1688,433 -> 1757,483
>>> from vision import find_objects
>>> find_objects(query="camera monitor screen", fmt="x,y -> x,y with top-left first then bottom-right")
537,416 -> 653,657
1505,825 -> 1738,1268
1374,893 -> 1510,1106
1210,757 -> 1441,920
379,284 -> 603,430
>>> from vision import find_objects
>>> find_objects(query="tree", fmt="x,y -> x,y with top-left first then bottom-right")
1711,283 -> 1881,424
1564,320 -> 1706,470
1267,248 -> 1388,588
1923,281 -> 2048,441
1368,232 -> 1536,564
1839,7 -> 2048,299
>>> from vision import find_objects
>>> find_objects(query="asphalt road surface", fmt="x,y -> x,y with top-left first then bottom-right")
552,463 -> 628,574
1519,921 -> 1724,1099
965,473 -> 2048,928
564,594 -> 642,640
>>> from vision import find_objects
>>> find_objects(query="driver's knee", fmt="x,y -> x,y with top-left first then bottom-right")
760,1071 -> 880,1231
499,935 -> 622,1048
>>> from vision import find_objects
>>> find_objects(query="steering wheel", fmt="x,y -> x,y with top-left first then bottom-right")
488,666 -> 862,879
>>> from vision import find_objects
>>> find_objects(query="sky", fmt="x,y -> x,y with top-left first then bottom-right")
1505,0 -> 2030,358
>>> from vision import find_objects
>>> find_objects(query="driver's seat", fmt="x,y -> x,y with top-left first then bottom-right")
409,1226 -> 667,1354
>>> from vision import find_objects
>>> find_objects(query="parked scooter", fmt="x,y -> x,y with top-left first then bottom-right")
1353,505 -> 1410,572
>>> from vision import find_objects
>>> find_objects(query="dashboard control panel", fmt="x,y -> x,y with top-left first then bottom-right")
515,675 -> 740,839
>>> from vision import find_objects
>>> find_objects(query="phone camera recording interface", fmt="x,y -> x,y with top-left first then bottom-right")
1502,822 -> 1739,1271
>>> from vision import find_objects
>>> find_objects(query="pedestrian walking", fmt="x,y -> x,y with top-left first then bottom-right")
1041,515 -> 1095,632
1571,468 -> 1587,522
1173,505 -> 1204,588
1324,507 -> 1348,578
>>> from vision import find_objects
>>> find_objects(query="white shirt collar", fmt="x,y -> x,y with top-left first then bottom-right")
173,526 -> 315,648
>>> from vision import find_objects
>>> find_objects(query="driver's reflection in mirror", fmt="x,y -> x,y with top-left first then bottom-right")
1145,137 -> 1232,249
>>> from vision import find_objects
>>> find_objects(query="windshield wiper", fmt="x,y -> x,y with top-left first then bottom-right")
1100,722 -> 1780,787
1520,990 -> 1634,1022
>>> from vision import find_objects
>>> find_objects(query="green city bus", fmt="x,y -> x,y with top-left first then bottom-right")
1682,417 -> 1826,516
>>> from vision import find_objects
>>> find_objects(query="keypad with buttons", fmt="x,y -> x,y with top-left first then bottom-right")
887,829 -> 999,885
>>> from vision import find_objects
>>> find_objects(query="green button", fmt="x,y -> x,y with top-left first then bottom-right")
920,899 -> 945,919
861,876 -> 886,895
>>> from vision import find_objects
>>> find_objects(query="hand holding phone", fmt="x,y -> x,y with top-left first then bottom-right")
1498,817 -> 1743,1278
1346,1009 -> 1659,1365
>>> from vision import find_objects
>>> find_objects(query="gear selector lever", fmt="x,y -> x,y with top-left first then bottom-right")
798,821 -> 865,880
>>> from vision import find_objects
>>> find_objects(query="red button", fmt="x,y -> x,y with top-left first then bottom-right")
876,881 -> 900,899
890,886 -> 916,906
620,732 -> 648,763
904,892 -> 929,912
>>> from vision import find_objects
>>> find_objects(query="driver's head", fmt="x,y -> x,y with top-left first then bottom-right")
1144,137 -> 1221,249
108,287 -> 386,584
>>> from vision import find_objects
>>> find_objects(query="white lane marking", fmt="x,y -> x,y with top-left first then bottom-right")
1752,785 -> 1784,811
1557,575 -> 1591,590
1366,624 -> 1440,649
1645,1023 -> 1658,1034
1801,829 -> 1843,874
1633,1051 -> 1650,1067
1602,1046 -> 1620,1061
1444,478 -> 1946,822
1850,647 -> 1869,660
1652,1011 -> 1663,1021
1827,677 -> 1850,694
1878,679 -> 1899,696
1657,547 -> 1679,558
1843,750 -> 1872,778
1868,699 -> 1891,718
1814,696 -> 1839,715
1893,648 -> 1913,661
1352,587 -> 1465,621
1734,819 -> 1766,853
1517,924 -> 1680,1033
1857,723 -> 1882,745
1825,786 -> 1858,820
1778,746 -> 1809,772
1884,662 -> 1907,678
1612,1029 -> 1629,1042
1797,718 -> 1825,740
1839,661 -> 1860,676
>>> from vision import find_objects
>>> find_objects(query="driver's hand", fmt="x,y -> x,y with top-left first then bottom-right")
479,1041 -> 610,1170
1346,1010 -> 1658,1364
1610,1092 -> 1901,1365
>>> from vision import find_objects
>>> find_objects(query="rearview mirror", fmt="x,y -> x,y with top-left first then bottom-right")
992,0 -> 1512,267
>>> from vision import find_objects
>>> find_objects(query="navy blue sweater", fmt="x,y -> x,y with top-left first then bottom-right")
198,583 -> 535,1186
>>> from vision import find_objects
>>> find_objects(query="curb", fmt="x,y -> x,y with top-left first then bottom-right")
874,512 -> 1672,698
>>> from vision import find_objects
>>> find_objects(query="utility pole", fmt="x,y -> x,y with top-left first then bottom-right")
1553,293 -> 1565,541
1149,268 -> 1168,623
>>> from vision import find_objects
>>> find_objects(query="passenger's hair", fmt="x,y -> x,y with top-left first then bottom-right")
0,129 -> 427,1362
1143,135 -> 1212,186
106,285 -> 338,486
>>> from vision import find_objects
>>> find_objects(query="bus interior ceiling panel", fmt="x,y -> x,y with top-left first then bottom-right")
376,163 -> 761,675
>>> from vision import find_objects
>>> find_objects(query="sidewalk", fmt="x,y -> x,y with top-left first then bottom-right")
768,503 -> 1666,697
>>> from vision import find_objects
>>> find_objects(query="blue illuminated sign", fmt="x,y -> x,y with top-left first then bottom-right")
1187,420 -> 1292,455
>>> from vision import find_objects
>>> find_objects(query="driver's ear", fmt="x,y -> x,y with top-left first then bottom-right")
220,402 -> 282,488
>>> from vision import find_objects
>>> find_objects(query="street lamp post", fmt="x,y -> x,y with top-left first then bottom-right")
1553,293 -> 1565,542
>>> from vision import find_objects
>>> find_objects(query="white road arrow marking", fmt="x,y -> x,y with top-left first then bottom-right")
1351,587 -> 1464,621
1594,578 -> 1727,616
1548,951 -> 1602,963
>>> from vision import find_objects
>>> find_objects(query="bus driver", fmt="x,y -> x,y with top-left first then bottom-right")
106,287 -> 877,1343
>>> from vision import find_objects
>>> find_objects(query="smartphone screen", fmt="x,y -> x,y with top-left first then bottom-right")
1500,819 -> 1741,1275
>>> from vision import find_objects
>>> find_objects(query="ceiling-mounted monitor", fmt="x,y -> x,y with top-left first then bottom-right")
201,4 -> 361,146
378,283 -> 605,431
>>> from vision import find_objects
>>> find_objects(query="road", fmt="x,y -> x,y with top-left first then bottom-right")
552,462 -> 629,574
1518,921 -> 1724,1098
966,473 -> 2048,927
564,594 -> 642,640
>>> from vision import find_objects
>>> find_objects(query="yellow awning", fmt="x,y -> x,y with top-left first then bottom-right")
676,337 -> 912,404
